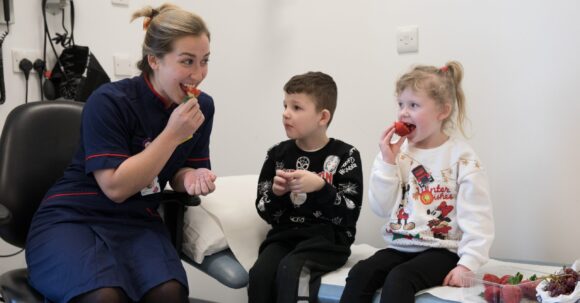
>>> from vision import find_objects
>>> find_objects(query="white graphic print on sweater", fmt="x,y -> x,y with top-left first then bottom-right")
379,142 -> 487,252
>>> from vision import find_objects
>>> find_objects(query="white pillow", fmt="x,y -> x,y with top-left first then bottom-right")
197,175 -> 269,270
182,204 -> 228,264
180,174 -> 270,268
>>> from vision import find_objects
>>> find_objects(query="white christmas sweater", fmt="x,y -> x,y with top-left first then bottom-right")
369,137 -> 494,272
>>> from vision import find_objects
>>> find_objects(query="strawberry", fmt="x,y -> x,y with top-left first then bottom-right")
483,273 -> 501,285
500,285 -> 522,303
185,86 -> 201,98
519,279 -> 540,300
393,121 -> 416,136
180,86 -> 202,143
499,274 -> 512,285
181,86 -> 202,103
483,285 -> 501,303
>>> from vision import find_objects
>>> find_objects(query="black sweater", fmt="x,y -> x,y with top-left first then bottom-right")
255,138 -> 363,245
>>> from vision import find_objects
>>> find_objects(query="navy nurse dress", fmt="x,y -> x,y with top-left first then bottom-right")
25,75 -> 214,303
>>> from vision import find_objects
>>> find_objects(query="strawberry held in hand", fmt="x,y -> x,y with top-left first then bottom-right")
181,84 -> 201,104
180,84 -> 202,143
393,121 -> 416,136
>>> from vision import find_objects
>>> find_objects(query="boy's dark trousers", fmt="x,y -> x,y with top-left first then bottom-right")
248,224 -> 350,303
339,248 -> 459,303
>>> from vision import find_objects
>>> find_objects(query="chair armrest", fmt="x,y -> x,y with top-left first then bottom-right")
0,269 -> 44,303
181,249 -> 249,289
0,203 -> 11,225
158,190 -> 250,289
160,189 -> 201,207
160,190 -> 200,254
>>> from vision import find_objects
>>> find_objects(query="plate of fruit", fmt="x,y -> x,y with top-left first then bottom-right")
535,260 -> 579,303
462,266 -> 550,303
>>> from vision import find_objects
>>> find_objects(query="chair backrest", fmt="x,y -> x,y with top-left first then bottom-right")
0,101 -> 83,248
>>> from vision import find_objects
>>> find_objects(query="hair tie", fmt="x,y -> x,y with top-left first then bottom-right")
142,9 -> 159,31
151,9 -> 159,18
142,17 -> 152,30
440,66 -> 449,73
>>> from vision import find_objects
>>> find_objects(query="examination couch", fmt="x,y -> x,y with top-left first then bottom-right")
177,174 -> 467,303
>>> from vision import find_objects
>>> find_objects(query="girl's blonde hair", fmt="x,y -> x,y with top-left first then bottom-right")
131,3 -> 210,77
395,61 -> 467,136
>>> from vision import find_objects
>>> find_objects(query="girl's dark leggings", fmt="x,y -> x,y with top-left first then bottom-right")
339,248 -> 459,303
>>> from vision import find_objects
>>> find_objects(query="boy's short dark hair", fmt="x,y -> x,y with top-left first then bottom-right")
284,71 -> 337,126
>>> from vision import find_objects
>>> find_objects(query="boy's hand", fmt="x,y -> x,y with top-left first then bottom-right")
184,168 -> 216,196
285,170 -> 325,194
272,170 -> 290,196
443,264 -> 471,287
379,125 -> 405,165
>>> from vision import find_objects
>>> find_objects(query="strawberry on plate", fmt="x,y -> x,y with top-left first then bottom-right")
519,279 -> 541,300
499,274 -> 512,285
483,273 -> 501,285
500,285 -> 523,303
482,273 -> 502,303
483,285 -> 501,303
393,121 -> 416,136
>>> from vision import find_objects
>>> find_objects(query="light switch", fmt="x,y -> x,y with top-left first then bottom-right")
111,0 -> 129,7
397,26 -> 419,54
113,55 -> 133,76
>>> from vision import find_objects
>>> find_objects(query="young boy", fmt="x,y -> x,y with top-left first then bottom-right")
248,72 -> 364,303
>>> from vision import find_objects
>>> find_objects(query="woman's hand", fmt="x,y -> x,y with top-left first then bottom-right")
183,168 -> 216,196
165,98 -> 205,143
379,125 -> 405,165
443,264 -> 471,287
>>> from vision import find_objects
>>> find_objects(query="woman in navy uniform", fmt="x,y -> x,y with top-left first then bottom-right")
25,4 -> 216,303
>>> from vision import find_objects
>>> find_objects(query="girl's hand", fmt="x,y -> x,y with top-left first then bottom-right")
184,168 -> 216,196
272,170 -> 290,196
285,170 -> 325,194
443,264 -> 471,287
379,125 -> 405,165
165,98 -> 205,143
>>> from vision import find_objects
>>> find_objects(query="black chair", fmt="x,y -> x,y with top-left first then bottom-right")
0,101 -> 247,303
0,101 -> 83,302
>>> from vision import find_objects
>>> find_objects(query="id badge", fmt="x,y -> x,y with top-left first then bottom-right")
141,176 -> 160,196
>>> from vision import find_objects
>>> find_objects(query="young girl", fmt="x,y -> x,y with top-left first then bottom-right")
340,61 -> 494,303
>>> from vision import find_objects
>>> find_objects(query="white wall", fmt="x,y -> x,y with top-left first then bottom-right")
1,1 -> 579,302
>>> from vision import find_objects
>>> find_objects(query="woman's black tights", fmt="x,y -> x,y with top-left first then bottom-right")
70,280 -> 187,303
140,280 -> 188,303
70,287 -> 129,303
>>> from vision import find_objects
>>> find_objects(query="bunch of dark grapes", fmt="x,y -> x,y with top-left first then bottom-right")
543,267 -> 579,297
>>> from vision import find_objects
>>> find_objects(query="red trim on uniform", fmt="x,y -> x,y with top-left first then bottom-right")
187,157 -> 210,162
146,207 -> 161,218
44,192 -> 99,201
85,153 -> 129,160
143,75 -> 173,108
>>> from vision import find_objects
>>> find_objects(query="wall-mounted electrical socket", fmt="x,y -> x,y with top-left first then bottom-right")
12,49 -> 42,73
397,25 -> 419,54
44,0 -> 68,16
